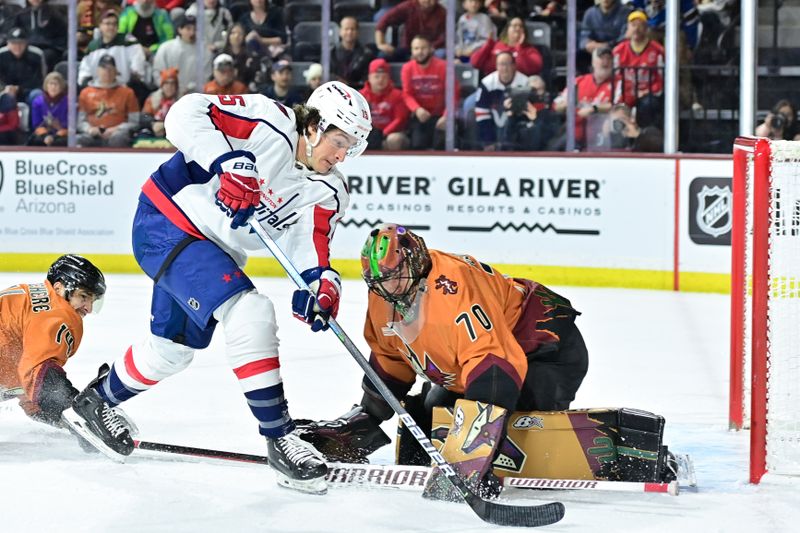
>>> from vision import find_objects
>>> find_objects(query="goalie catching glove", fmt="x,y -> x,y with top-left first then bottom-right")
212,151 -> 261,229
294,405 -> 391,463
292,267 -> 341,332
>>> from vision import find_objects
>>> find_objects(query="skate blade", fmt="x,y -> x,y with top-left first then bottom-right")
274,472 -> 328,495
61,408 -> 129,464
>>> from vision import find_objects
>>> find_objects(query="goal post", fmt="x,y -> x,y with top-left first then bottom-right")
730,137 -> 800,484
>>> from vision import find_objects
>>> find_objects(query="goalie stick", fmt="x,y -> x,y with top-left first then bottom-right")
132,440 -> 680,495
248,221 -> 564,528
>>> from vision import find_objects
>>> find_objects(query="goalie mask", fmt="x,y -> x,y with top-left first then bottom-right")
47,254 -> 106,313
305,81 -> 372,158
361,224 -> 431,313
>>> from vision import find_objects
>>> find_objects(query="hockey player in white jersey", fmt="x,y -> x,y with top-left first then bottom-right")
63,82 -> 372,495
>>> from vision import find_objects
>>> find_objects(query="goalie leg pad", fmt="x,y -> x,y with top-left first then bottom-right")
422,399 -> 508,502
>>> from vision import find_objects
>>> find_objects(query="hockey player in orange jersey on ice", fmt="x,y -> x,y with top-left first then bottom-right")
0,255 -> 106,429
297,223 -> 589,500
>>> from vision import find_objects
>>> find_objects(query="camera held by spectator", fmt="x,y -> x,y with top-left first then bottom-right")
755,99 -> 800,141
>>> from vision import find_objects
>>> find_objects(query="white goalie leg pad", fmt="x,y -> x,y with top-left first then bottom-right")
213,290 -> 282,392
114,335 -> 196,391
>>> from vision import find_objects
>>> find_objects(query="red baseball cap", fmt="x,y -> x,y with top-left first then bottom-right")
369,58 -> 390,75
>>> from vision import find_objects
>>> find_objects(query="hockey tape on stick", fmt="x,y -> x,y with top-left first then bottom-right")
248,221 -> 564,528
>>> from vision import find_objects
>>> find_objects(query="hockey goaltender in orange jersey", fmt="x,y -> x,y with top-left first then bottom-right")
0,255 -> 105,425
296,223 -> 589,500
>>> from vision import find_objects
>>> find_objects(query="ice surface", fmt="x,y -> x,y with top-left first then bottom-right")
2,273 -> 798,532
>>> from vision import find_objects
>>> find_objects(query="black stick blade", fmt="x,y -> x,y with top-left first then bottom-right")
471,497 -> 566,528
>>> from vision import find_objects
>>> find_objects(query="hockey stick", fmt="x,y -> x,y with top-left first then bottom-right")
249,221 -> 565,527
133,439 -> 679,496
1,387 -> 24,402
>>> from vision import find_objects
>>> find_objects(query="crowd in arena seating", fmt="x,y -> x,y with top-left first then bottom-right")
0,0 -> 755,152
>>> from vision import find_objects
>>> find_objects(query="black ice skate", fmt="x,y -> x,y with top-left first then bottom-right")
267,432 -> 328,495
62,386 -> 134,462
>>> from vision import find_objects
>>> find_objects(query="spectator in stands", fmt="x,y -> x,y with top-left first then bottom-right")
0,27 -> 45,104
629,0 -> 700,49
360,58 -> 409,151
0,84 -> 20,145
375,0 -> 446,62
153,14 -> 199,95
77,54 -> 140,147
504,74 -> 558,151
223,22 -> 259,90
301,63 -> 322,100
589,102 -> 661,152
261,59 -> 303,107
613,10 -> 664,128
28,70 -> 67,146
470,17 -> 543,77
238,0 -> 287,61
204,53 -> 248,95
456,0 -> 495,63
77,0 -> 121,31
13,0 -> 65,69
0,2 -> 22,44
474,51 -> 529,151
118,0 -> 174,57
187,0 -> 233,78
579,0 -> 631,55
552,46 -> 615,149
331,16 -> 374,88
756,99 -> 800,141
401,35 -> 457,150
141,67 -> 178,138
80,10 -> 149,104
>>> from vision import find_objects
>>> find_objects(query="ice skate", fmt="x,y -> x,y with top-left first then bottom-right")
62,386 -> 134,462
267,432 -> 328,495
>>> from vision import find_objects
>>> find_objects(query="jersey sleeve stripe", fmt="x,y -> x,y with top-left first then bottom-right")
141,178 -> 206,240
206,104 -> 294,152
312,205 -> 335,267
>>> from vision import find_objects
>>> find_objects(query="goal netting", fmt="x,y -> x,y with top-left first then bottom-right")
730,137 -> 800,483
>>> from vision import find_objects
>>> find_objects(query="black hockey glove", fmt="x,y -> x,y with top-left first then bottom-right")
294,405 -> 391,463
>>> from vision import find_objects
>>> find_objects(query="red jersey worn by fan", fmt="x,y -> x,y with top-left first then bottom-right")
400,57 -> 459,117
612,39 -> 664,107
360,79 -> 409,136
0,281 -> 83,414
556,72 -> 615,144
470,38 -> 543,76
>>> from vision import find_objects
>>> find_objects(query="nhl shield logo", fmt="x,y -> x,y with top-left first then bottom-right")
695,185 -> 732,238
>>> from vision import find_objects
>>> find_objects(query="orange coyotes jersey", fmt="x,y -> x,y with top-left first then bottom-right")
0,280 -> 83,400
363,251 -> 528,395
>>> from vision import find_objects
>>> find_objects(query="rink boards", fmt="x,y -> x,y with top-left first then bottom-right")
0,150 -> 731,292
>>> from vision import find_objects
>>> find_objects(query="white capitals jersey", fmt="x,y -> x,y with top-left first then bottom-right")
141,93 -> 349,272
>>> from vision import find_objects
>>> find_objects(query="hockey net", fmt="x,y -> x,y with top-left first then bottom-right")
730,137 -> 800,483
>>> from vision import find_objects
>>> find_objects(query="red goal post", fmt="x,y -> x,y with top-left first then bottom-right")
730,137 -> 800,484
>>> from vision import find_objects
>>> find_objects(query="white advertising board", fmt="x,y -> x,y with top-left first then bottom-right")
1,150 -> 734,287
678,158 -> 733,274
335,155 -> 676,270
0,151 -> 171,254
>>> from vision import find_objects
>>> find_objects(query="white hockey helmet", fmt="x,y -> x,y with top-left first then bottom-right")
306,81 -> 372,158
